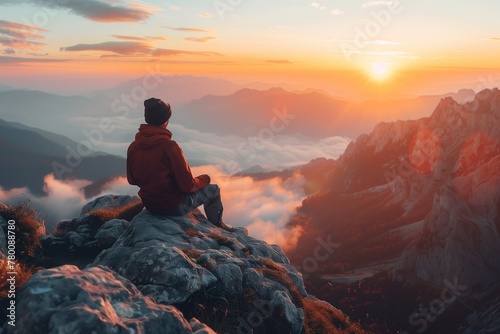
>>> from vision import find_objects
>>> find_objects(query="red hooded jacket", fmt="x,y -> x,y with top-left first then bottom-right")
127,124 -> 209,213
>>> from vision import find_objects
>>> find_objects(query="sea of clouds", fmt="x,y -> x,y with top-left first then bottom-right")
1,117 -> 350,250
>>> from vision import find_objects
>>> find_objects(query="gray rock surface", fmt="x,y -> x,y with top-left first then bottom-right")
395,89 -> 500,288
8,264 -> 214,334
93,208 -> 308,332
94,219 -> 131,247
80,194 -> 141,215
4,195 -> 356,333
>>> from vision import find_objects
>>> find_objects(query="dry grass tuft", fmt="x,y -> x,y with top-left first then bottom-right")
181,249 -> 202,262
53,200 -> 144,237
207,233 -> 234,248
0,203 -> 45,261
258,258 -> 364,334
185,228 -> 200,238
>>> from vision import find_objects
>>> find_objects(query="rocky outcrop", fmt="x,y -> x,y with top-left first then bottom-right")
10,265 -> 214,334
1,195 -> 363,333
41,195 -> 142,265
92,209 -> 310,332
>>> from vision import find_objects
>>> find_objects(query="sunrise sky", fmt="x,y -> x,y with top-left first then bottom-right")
1,0 -> 500,97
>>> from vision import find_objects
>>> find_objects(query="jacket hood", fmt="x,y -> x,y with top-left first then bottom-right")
134,124 -> 172,148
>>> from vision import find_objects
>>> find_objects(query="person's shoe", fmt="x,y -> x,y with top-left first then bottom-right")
216,221 -> 236,232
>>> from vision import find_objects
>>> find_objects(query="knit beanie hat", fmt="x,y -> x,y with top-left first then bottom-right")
144,98 -> 172,125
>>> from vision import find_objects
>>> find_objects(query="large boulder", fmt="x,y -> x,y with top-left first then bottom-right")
93,209 -> 309,333
7,264 -> 214,334
80,194 -> 141,215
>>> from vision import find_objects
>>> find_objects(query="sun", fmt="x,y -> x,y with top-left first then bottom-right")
370,62 -> 391,81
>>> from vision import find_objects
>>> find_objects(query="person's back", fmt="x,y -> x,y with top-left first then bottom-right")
127,98 -> 233,231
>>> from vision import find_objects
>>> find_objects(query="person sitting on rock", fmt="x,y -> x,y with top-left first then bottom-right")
127,97 -> 234,231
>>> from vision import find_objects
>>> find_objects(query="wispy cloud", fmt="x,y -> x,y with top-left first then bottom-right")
488,37 -> 500,41
60,39 -> 222,58
331,9 -> 344,15
185,36 -> 216,43
198,13 -> 213,18
112,35 -> 166,42
168,27 -> 210,33
60,41 -> 153,55
266,59 -> 294,64
311,2 -> 327,10
0,0 -> 153,23
0,55 -> 70,64
362,1 -> 397,8
0,20 -> 46,52
152,48 -> 222,57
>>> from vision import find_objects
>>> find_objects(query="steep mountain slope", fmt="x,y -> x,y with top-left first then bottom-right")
0,119 -> 125,194
288,88 -> 500,287
285,88 -> 500,332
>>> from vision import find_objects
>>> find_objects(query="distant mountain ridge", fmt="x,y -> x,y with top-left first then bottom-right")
0,119 -> 125,195
0,77 -> 478,148
177,87 -> 477,139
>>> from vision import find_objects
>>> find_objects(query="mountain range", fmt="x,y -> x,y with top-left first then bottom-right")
284,88 -> 500,333
0,119 -> 125,195
177,87 -> 476,139
0,74 -> 477,149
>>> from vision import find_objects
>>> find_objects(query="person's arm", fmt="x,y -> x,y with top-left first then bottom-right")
126,145 -> 137,185
169,142 -> 210,193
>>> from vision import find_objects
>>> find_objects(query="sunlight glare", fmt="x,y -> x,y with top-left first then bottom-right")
371,62 -> 391,81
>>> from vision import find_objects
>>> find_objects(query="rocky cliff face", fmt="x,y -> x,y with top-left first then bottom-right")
289,88 -> 500,289
394,89 -> 500,289
1,195 -> 363,334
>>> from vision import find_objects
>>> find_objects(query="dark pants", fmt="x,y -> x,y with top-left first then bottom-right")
166,184 -> 223,225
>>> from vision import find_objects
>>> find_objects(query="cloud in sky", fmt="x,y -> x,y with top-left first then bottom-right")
60,40 -> 221,57
0,0 -> 153,23
266,59 -> 293,64
0,55 -> 70,64
185,36 -> 216,43
112,35 -> 167,42
361,1 -> 397,8
331,9 -> 344,15
168,27 -> 210,33
152,48 -> 222,57
61,41 -> 153,56
0,20 -> 46,52
197,13 -> 213,18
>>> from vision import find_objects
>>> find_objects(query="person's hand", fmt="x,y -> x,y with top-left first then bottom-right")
199,174 -> 211,185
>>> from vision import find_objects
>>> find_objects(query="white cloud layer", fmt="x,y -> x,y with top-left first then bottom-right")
0,167 -> 307,250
